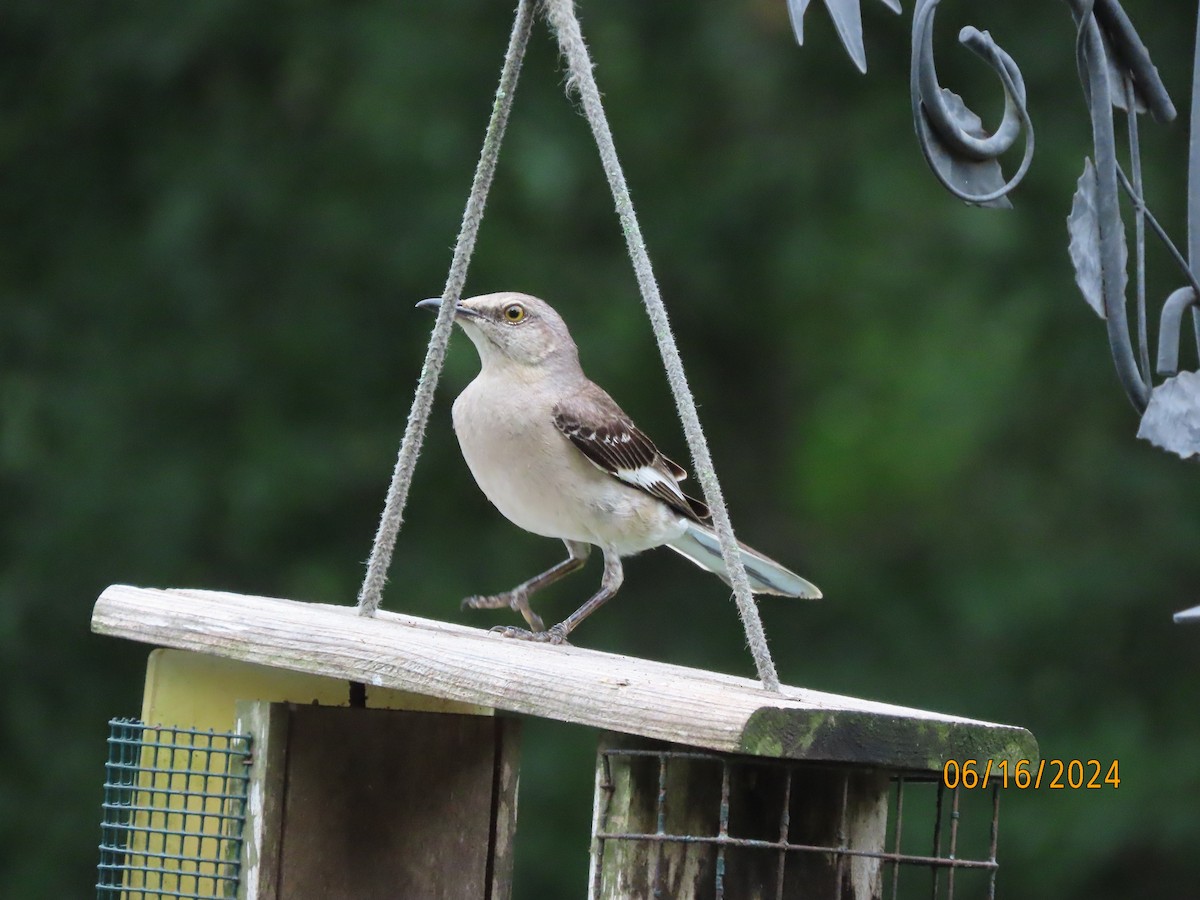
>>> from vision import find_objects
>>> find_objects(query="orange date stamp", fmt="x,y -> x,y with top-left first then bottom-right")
942,758 -> 1120,790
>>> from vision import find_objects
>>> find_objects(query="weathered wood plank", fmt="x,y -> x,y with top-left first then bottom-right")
488,717 -> 522,899
277,706 -> 503,900
92,585 -> 1037,769
236,701 -> 287,900
231,702 -> 517,900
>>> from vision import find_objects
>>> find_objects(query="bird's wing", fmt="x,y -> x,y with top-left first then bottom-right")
553,386 -> 710,522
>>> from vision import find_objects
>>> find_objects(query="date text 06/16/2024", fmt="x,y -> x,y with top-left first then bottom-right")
943,759 -> 1120,790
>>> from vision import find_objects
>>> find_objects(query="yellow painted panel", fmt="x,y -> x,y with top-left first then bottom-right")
140,647 -> 493,731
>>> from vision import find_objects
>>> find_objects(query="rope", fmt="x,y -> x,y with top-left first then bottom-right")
541,0 -> 782,692
356,0 -> 536,617
357,0 -> 785,694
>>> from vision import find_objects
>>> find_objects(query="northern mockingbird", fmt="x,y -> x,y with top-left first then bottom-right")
418,291 -> 820,644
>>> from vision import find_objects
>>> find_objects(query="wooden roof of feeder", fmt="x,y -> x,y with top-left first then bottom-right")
92,585 -> 1037,771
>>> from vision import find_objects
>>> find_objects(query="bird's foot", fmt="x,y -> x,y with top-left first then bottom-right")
490,623 -> 570,645
462,590 -> 545,632
461,591 -> 513,611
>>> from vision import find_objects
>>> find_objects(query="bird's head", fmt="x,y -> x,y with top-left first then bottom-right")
417,292 -> 579,370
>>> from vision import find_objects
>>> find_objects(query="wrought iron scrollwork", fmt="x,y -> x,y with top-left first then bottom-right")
1058,0 -> 1200,454
912,1 -> 1200,458
792,0 -> 1200,459
910,0 -> 1033,208
911,0 -> 1187,418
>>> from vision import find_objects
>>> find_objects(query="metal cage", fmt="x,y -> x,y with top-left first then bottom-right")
591,746 -> 1000,900
97,718 -> 252,899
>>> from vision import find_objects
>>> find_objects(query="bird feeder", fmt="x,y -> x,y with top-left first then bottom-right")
91,585 -> 1037,899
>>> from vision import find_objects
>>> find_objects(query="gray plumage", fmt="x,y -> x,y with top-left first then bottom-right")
419,291 -> 820,644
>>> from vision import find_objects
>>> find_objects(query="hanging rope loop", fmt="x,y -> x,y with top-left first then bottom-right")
358,0 -> 784,693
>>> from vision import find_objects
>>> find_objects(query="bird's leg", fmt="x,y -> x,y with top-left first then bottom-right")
493,549 -> 623,645
464,541 -> 591,632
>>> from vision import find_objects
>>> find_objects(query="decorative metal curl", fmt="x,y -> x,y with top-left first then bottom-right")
1157,288 -> 1200,378
910,0 -> 1034,208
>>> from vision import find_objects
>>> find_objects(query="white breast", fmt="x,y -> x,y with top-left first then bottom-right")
451,373 -> 687,554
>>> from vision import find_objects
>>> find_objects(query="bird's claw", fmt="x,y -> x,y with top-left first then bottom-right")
462,591 -> 545,632
490,624 -> 570,645
462,593 -> 503,611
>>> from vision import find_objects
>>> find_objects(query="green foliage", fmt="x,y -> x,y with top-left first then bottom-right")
2,1 -> 1198,895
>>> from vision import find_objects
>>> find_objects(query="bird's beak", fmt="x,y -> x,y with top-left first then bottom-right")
415,297 -> 481,320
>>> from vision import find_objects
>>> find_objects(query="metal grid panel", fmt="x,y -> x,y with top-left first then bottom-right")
592,747 -> 1000,899
97,718 -> 252,899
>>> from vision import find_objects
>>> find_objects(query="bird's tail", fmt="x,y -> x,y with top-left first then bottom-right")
666,521 -> 821,598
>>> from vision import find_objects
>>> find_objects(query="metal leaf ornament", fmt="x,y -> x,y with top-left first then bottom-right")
1067,157 -> 1129,320
786,0 -> 902,74
1067,0 -> 1175,124
914,86 -> 1014,210
1137,371 -> 1200,460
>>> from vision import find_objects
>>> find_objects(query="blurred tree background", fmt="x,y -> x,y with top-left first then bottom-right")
3,0 -> 1199,896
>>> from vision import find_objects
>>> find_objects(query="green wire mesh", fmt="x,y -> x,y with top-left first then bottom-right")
97,718 -> 252,899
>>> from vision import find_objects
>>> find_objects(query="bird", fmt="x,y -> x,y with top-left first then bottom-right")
417,291 -> 820,644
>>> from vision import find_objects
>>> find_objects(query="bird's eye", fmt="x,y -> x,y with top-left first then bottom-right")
503,304 -> 526,323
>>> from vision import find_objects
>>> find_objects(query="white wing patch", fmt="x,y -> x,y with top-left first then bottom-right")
617,463 -> 683,495
573,453 -> 677,495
